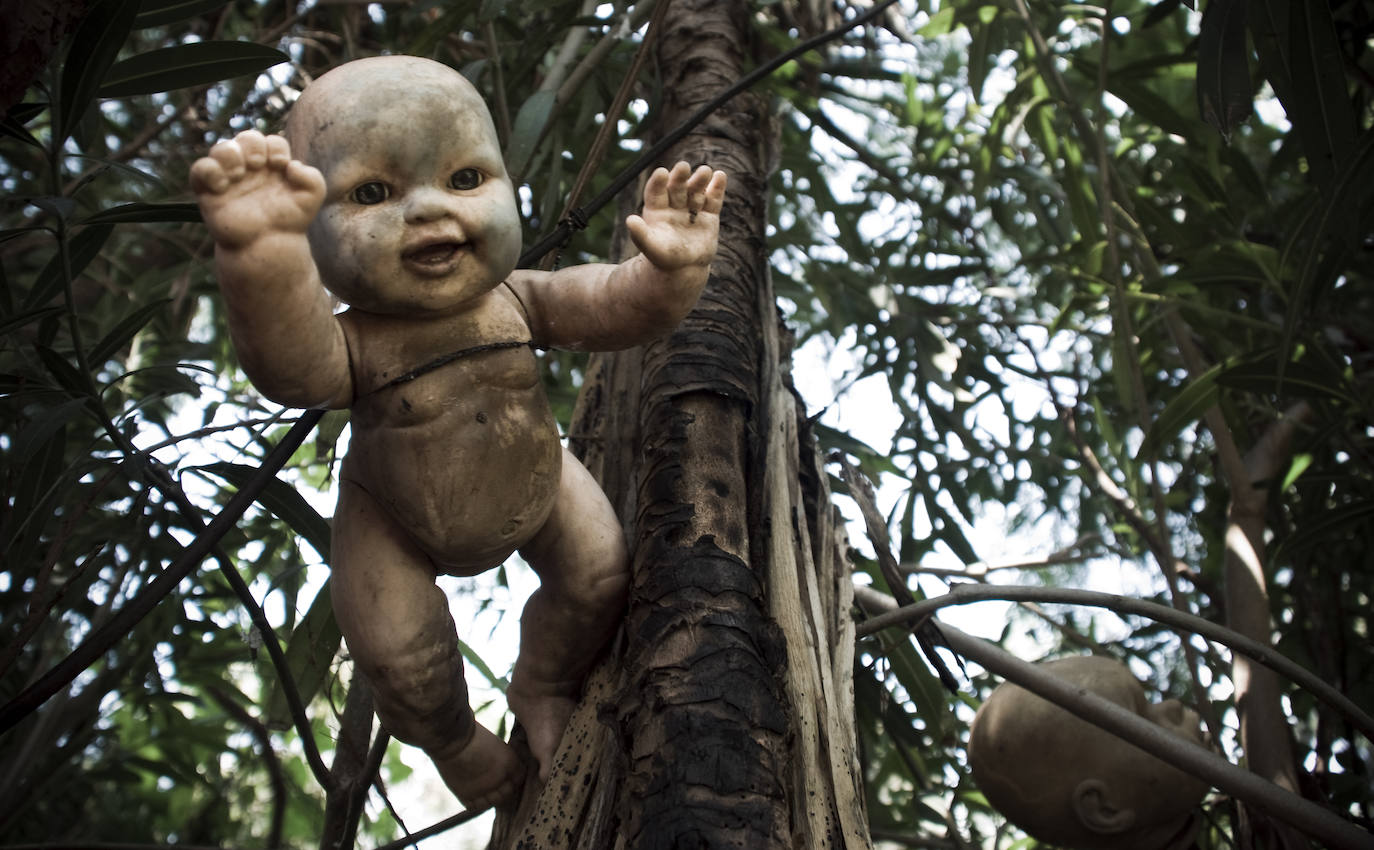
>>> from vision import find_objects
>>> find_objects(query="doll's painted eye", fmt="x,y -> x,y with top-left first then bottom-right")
449,169 -> 483,191
351,182 -> 389,204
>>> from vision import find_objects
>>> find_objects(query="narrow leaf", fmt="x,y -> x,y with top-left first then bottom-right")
1282,501 -> 1374,554
1284,0 -> 1356,186
0,110 -> 43,149
81,202 -> 202,225
1216,354 -> 1356,404
35,345 -> 93,398
263,581 -> 340,731
200,461 -> 332,560
1136,360 -> 1224,461
88,299 -> 171,365
0,307 -> 64,340
100,42 -> 288,98
58,0 -> 143,143
506,89 -> 557,178
25,224 -> 115,311
11,397 -> 90,462
1196,0 -> 1252,141
133,0 -> 230,28
459,639 -> 508,691
1281,453 -> 1313,492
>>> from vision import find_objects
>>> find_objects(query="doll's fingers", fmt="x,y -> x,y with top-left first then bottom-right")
265,134 -> 292,170
642,166 -> 671,210
666,161 -> 691,209
685,165 -> 712,214
188,156 -> 229,195
624,213 -> 648,248
285,160 -> 326,195
208,138 -> 246,180
701,170 -> 728,215
234,129 -> 269,169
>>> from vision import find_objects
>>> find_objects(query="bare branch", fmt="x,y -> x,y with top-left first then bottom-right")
853,583 -> 1374,743
857,588 -> 1374,850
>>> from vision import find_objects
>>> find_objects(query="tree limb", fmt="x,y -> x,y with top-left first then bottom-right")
855,587 -> 1374,850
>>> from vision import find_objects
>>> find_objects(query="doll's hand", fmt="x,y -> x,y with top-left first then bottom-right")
189,130 -> 325,250
625,161 -> 727,273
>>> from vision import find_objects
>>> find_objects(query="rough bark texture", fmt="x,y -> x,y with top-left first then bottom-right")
489,2 -> 869,847
0,0 -> 88,114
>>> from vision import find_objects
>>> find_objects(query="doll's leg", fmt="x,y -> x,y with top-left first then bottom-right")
331,479 -> 522,809
508,448 -> 630,779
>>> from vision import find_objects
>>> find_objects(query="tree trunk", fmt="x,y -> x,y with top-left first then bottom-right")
489,2 -> 870,847
1226,406 -> 1311,850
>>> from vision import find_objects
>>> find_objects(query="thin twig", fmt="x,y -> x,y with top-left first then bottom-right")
933,620 -> 1374,850
854,583 -> 1374,743
206,685 -> 288,850
370,806 -> 491,850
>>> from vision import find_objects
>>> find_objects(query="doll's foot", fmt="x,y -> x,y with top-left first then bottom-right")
432,722 -> 523,810
507,683 -> 579,781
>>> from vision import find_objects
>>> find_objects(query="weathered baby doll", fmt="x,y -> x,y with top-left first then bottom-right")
189,55 -> 727,808
968,655 -> 1210,850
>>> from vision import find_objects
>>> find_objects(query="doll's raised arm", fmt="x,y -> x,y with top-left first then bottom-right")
508,162 -> 726,351
191,130 -> 353,409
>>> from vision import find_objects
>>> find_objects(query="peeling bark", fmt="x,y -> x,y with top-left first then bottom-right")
490,2 -> 870,847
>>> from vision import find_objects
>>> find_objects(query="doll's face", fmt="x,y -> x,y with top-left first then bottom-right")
287,57 -> 521,315
968,656 -> 1209,850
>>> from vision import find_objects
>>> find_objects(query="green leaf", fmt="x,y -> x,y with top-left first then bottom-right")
1142,0 -> 1184,29
58,0 -> 143,143
11,397 -> 90,462
1136,360 -> 1223,461
1,108 -> 44,149
100,42 -> 289,98
459,639 -> 508,691
313,409 -> 349,463
199,462 -> 332,560
133,0 -> 230,28
35,345 -> 93,398
263,582 -> 341,731
25,224 -> 115,312
506,89 -> 556,178
0,415 -> 72,568
88,299 -> 170,365
1284,0 -> 1357,186
1215,354 -> 1355,404
1196,0 -> 1252,141
1281,453 -> 1313,492
80,202 -> 202,225
1281,500 -> 1374,555
0,306 -> 64,340
1281,129 -> 1374,370
886,637 -> 946,740
918,6 -> 956,36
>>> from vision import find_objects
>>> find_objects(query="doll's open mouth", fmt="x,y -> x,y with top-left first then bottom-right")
402,241 -> 468,272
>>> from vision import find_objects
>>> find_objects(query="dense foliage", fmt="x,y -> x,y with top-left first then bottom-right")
1,0 -> 1370,847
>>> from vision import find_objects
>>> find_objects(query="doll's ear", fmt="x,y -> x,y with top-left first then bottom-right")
1072,778 -> 1137,835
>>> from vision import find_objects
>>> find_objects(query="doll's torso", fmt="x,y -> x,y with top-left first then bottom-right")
338,286 -> 560,573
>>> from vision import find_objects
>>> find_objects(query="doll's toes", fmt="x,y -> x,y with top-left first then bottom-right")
189,157 -> 229,195
232,129 -> 270,170
265,134 -> 292,170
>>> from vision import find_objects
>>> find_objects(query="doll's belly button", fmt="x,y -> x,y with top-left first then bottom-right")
501,518 -> 520,535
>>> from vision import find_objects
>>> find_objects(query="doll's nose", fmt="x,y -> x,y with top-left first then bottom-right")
403,187 -> 457,223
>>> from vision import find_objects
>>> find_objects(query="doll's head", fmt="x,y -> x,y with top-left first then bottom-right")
284,56 -> 521,315
968,655 -> 1209,850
